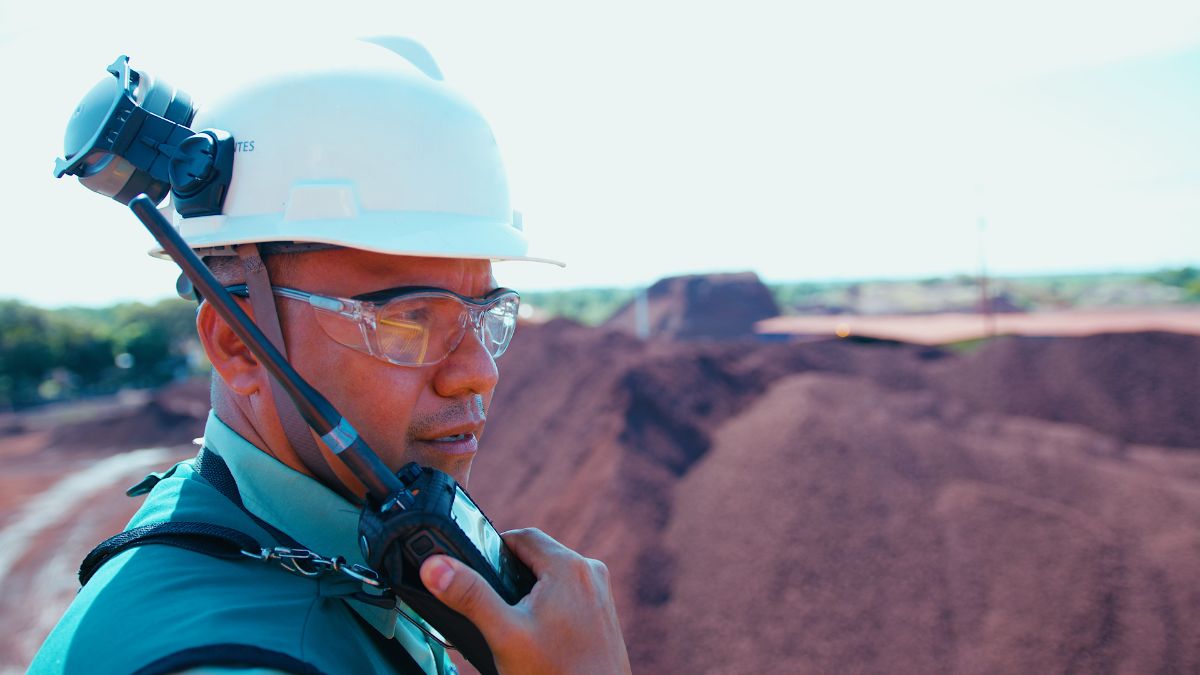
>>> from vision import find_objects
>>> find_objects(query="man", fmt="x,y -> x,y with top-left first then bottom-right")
32,37 -> 630,674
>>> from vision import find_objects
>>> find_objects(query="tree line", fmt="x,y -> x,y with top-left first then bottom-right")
0,299 -> 203,410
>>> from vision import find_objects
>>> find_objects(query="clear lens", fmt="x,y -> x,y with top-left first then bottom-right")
309,297 -> 373,358
375,297 -> 449,365
480,294 -> 519,359
373,291 -> 520,365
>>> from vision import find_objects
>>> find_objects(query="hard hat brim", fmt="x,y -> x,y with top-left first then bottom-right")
152,211 -> 565,267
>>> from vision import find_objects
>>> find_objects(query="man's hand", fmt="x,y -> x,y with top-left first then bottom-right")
419,528 -> 632,675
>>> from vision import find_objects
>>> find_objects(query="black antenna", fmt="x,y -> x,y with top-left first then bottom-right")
128,195 -> 405,504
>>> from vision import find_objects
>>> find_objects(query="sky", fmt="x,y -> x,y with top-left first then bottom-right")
1,0 -> 1198,307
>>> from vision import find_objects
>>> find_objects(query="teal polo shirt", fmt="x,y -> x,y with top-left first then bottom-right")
30,412 -> 455,675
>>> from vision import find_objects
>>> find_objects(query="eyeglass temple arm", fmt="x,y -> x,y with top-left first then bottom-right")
128,195 -> 405,505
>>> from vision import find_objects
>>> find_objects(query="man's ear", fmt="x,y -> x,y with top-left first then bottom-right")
197,301 -> 266,396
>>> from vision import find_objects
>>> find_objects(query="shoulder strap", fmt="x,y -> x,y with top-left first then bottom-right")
132,643 -> 326,675
79,521 -> 258,586
79,449 -> 295,587
77,448 -> 430,674
193,447 -> 304,548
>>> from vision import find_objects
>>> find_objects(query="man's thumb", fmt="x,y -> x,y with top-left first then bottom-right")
419,555 -> 508,627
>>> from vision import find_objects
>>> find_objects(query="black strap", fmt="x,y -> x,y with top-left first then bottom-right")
193,447 -> 304,548
78,449 -> 428,674
132,643 -> 325,675
79,521 -> 257,586
79,449 -> 302,588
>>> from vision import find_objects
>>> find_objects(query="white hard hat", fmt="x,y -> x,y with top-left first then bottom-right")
158,37 -> 563,267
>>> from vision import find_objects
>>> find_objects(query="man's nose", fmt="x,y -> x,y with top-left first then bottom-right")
432,320 -> 500,398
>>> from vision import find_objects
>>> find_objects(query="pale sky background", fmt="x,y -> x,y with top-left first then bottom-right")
1,0 -> 1198,307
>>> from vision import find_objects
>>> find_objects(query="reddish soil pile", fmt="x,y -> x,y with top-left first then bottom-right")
605,272 -> 780,340
46,379 -> 209,454
471,321 -> 1200,674
2,322 -> 1198,673
924,331 -> 1200,449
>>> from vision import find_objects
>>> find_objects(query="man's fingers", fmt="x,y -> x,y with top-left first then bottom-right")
420,533 -> 632,674
419,555 -> 511,632
501,528 -> 586,578
502,529 -> 615,617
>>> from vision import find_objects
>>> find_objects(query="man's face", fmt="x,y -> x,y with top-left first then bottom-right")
271,248 -> 501,488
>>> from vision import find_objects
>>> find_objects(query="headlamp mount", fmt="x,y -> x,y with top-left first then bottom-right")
53,55 -> 234,217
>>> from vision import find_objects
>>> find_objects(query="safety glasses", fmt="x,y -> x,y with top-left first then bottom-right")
226,284 -> 520,367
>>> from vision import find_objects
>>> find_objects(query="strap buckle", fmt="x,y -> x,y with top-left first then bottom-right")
241,546 -> 384,587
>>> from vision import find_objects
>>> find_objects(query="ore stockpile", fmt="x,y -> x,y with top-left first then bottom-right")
1,275 -> 1198,674
479,320 -> 1200,674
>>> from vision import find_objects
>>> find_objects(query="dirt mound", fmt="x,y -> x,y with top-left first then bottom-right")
654,374 -> 1198,673
475,322 -> 1200,673
46,379 -> 209,454
604,272 -> 779,340
926,331 -> 1200,448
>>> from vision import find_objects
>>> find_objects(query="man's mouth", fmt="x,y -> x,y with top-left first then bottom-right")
419,432 -> 479,456
433,433 -> 471,443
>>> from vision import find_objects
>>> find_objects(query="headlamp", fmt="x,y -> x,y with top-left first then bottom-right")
54,55 -> 233,217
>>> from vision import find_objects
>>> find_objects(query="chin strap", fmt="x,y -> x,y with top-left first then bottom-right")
237,244 -> 360,503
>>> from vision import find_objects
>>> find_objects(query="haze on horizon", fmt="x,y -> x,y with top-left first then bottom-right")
1,0 -> 1197,308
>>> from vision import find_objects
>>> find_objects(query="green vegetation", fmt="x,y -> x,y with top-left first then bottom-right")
521,287 -> 637,326
941,337 -> 992,355
1146,266 -> 1200,300
766,268 -> 1199,316
0,299 -> 203,410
